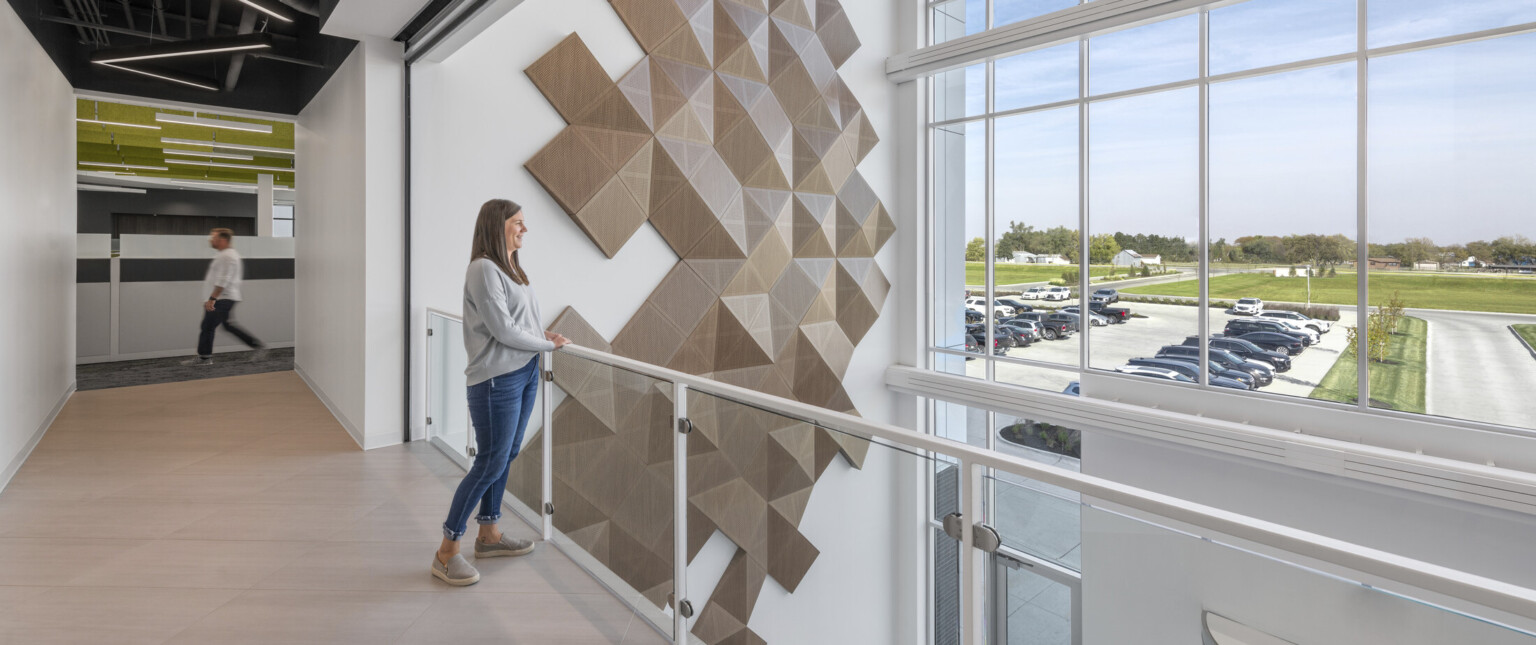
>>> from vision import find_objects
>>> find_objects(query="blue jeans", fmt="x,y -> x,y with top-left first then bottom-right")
442,355 -> 540,540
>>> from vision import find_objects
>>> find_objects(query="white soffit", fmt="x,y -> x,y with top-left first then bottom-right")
322,0 -> 435,39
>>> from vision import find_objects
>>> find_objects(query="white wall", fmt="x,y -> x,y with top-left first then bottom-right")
296,36 -> 405,450
409,0 -> 910,640
0,4 -> 77,489
1081,431 -> 1536,643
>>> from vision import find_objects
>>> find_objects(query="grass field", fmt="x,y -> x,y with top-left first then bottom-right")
1515,325 -> 1536,351
966,263 -> 1116,286
1122,272 -> 1536,314
1310,316 -> 1427,413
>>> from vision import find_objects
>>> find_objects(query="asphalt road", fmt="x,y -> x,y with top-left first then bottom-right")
968,302 -> 1536,429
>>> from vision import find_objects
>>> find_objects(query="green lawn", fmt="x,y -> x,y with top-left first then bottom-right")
1515,324 -> 1536,351
966,263 -> 1116,286
1122,272 -> 1536,314
1310,316 -> 1427,413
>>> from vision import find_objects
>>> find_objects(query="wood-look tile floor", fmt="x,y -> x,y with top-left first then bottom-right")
0,371 -> 666,645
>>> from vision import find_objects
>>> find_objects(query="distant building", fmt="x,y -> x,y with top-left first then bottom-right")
1141,254 -> 1162,266
1367,257 -> 1401,269
1006,251 -> 1069,265
1113,250 -> 1144,267
1035,254 -> 1070,265
1462,256 -> 1481,268
1004,251 -> 1037,264
1413,261 -> 1440,271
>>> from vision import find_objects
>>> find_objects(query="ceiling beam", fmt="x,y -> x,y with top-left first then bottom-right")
205,0 -> 221,36
222,7 -> 258,92
118,0 -> 135,31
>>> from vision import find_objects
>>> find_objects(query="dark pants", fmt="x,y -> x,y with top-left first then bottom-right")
443,355 -> 541,540
198,299 -> 263,358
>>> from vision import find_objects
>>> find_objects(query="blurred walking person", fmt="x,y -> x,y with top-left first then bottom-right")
181,228 -> 267,365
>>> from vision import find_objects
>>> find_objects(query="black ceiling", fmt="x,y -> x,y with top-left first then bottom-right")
9,0 -> 359,115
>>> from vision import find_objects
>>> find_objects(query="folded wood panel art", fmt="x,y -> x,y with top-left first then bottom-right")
509,1 -> 891,641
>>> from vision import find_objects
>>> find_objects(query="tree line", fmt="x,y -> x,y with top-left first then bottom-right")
968,224 -> 1536,268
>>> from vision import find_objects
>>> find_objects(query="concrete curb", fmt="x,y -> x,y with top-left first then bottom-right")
1512,325 -> 1536,361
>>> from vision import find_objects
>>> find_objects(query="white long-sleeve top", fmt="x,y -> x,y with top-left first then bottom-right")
203,248 -> 244,302
463,258 -> 556,385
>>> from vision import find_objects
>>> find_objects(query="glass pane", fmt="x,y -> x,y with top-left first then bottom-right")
932,121 -> 988,352
1087,88 -> 1199,373
1208,0 -> 1356,75
933,402 -> 989,521
273,203 -> 294,219
994,106 -> 1080,368
993,361 -> 1080,395
1003,564 -> 1074,645
995,0 -> 1078,29
989,474 -> 1081,571
934,63 -> 987,122
995,42 -> 1080,112
1366,34 -> 1536,428
932,0 -> 987,45
1368,0 -> 1536,49
509,351 -> 676,639
687,392 -> 934,644
1088,14 -> 1198,96
1207,64 -> 1357,401
1082,505 -> 1536,644
273,219 -> 294,238
425,313 -> 470,462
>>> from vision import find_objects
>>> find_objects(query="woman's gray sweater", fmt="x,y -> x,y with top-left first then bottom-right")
463,258 -> 555,385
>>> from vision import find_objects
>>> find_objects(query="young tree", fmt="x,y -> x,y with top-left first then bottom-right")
1088,234 -> 1121,265
966,237 -> 985,262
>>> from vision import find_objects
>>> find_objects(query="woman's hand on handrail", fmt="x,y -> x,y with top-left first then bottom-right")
544,330 -> 571,349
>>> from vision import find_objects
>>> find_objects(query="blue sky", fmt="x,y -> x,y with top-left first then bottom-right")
944,0 -> 1536,246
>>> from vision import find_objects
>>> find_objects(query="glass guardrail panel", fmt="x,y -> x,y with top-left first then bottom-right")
999,560 -> 1075,645
686,390 -> 936,645
425,313 -> 470,463
987,474 -> 1082,573
1079,504 -> 1536,644
510,350 -> 677,640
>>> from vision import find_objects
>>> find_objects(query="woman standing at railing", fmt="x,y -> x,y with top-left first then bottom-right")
434,198 -> 570,586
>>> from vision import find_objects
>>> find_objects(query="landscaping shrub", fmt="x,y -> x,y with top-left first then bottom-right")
998,422 -> 1081,458
1263,302 -> 1343,321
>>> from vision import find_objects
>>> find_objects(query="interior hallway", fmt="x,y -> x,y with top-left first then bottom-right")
0,371 -> 665,644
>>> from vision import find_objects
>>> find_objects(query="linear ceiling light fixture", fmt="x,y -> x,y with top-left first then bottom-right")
76,118 -> 161,130
155,113 -> 274,134
78,184 -> 149,194
90,33 -> 274,64
164,159 -> 294,172
160,137 -> 294,156
236,0 -> 295,22
79,161 -> 170,171
97,63 -> 221,91
163,148 -> 255,161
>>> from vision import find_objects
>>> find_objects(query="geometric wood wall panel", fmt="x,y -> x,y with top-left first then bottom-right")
517,1 -> 891,642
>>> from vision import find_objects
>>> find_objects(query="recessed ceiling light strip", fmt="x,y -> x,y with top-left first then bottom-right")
77,184 -> 148,194
79,161 -> 170,171
163,148 -> 255,161
97,63 -> 220,91
164,159 -> 294,172
155,113 -> 274,134
160,137 -> 294,156
89,33 -> 274,64
77,118 -> 161,130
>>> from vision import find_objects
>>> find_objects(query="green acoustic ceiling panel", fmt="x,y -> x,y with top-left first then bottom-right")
76,99 -> 296,188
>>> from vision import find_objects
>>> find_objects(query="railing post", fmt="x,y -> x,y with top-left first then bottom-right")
672,381 -> 690,644
541,350 -> 554,542
961,460 -> 987,644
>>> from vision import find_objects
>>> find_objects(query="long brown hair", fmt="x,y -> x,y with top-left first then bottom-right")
469,199 -> 529,285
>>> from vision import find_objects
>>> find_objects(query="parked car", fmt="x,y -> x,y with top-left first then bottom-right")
1125,358 -> 1250,390
1090,288 -> 1120,304
1044,286 -> 1071,301
965,296 -> 1015,317
1115,365 -> 1197,384
966,323 -> 1016,349
1259,310 -> 1331,334
1060,306 -> 1111,327
964,334 -> 981,358
1224,318 -> 1313,346
1021,286 -> 1049,300
1245,316 -> 1320,344
1009,312 -> 1074,340
1085,301 -> 1131,323
1045,312 -> 1081,332
1231,331 -> 1307,356
998,323 -> 1041,346
963,309 -> 984,323
997,297 -> 1034,313
1062,381 -> 1081,396
1157,345 -> 1273,387
1232,298 -> 1264,315
1141,353 -> 1258,389
1182,335 -> 1292,372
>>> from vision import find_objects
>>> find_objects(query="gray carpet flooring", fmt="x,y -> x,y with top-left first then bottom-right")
76,348 -> 296,391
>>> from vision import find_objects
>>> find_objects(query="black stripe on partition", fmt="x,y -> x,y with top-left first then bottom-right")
119,258 -> 294,282
77,259 -> 111,283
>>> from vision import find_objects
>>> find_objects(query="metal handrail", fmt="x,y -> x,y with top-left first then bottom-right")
421,307 -> 1536,634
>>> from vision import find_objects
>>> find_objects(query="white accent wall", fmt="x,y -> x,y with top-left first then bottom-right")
408,0 -> 908,640
0,3 -> 77,490
296,37 -> 405,451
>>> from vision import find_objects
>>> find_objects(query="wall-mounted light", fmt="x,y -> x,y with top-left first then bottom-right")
236,0 -> 294,23
163,148 -> 255,161
97,63 -> 221,92
76,118 -> 161,130
155,113 -> 274,134
165,159 -> 294,173
79,161 -> 170,171
90,33 -> 274,64
160,137 -> 294,156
